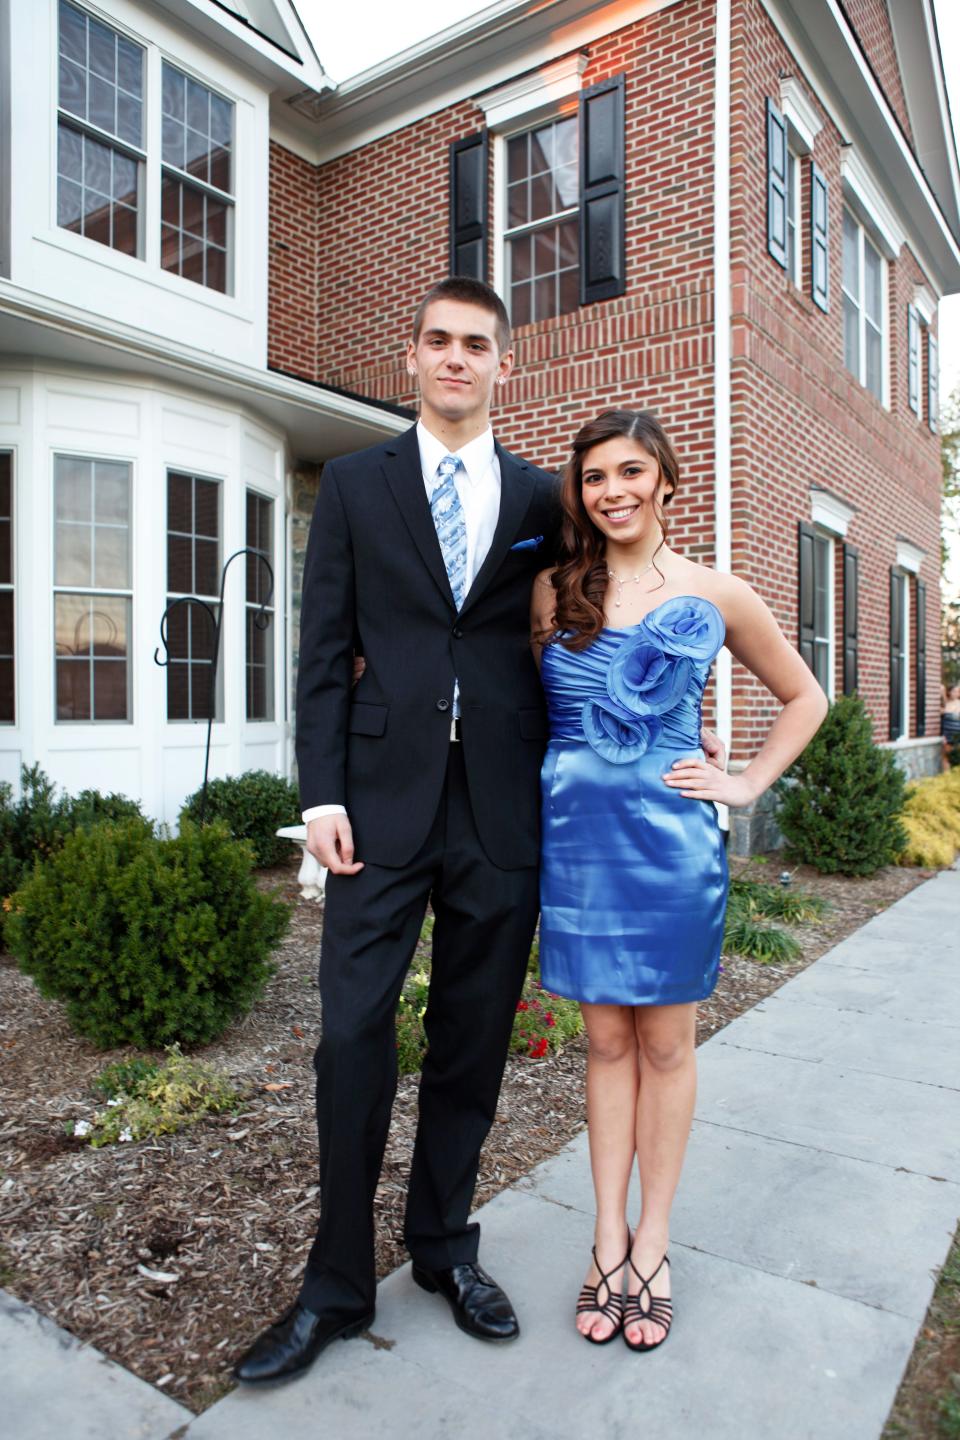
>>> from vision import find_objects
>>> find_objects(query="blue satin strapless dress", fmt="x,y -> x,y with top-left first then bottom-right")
539,595 -> 728,1006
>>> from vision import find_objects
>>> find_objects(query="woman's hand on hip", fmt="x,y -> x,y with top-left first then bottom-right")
662,758 -> 756,808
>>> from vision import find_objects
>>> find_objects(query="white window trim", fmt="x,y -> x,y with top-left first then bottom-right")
52,1 -> 242,305
786,145 -> 802,287
842,206 -> 889,408
896,539 -> 925,575
0,449 -> 15,727
841,148 -> 903,259
491,106 -> 581,321
779,76 -> 821,152
812,527 -> 835,702
51,449 -> 135,726
476,52 -> 587,131
164,466 -> 225,725
913,285 -> 936,326
244,484 -> 277,724
810,487 -> 855,539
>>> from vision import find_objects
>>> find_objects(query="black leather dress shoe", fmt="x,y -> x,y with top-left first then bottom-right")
411,1262 -> 520,1341
233,1301 -> 374,1385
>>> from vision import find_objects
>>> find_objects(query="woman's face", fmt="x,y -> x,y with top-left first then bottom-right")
950,685 -> 960,702
580,436 -> 666,548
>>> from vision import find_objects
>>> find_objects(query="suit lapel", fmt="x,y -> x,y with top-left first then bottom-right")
382,425 -> 456,610
460,443 -> 535,618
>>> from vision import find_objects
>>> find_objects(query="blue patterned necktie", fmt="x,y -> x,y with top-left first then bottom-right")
431,454 -> 467,722
431,454 -> 467,610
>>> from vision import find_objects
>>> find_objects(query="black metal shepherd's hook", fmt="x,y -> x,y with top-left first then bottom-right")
154,548 -> 274,825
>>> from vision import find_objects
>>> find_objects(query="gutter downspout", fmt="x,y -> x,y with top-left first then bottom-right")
714,0 -> 733,826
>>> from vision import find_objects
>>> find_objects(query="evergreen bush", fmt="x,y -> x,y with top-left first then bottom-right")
179,769 -> 300,867
775,694 -> 907,876
6,817 -> 289,1048
0,764 -> 144,900
898,768 -> 960,868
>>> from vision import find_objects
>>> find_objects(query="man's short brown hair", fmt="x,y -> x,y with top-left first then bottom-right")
412,278 -> 511,354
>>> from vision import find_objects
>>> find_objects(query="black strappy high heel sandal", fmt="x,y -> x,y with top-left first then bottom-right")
576,1240 -> 628,1345
623,1252 -> 672,1352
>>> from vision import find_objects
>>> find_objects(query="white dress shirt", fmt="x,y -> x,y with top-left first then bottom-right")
303,422 -> 501,824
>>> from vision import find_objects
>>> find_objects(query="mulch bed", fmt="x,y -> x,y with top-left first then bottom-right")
0,852 -> 934,1413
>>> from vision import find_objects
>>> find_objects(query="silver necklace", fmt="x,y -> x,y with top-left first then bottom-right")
607,560 -> 655,607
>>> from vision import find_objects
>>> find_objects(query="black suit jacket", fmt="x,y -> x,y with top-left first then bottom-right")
295,423 -> 561,869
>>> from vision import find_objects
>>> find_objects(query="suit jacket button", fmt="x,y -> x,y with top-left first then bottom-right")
436,698 -> 450,712
452,626 -> 463,639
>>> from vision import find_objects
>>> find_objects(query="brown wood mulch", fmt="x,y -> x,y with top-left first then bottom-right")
0,852 -> 933,1414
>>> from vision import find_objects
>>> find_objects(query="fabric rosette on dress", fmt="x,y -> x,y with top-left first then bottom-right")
580,597 -> 725,764
581,697 -> 663,764
638,596 -> 725,663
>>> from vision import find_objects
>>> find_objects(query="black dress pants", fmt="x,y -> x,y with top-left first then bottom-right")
298,743 -> 541,1320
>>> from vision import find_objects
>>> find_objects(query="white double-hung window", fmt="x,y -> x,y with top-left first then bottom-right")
842,207 -> 886,403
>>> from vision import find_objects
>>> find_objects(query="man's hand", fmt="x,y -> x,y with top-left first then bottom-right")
352,656 -> 366,687
699,726 -> 727,772
306,814 -> 364,876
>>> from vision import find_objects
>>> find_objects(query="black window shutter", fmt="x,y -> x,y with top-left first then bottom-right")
449,131 -> 488,281
928,333 -> 939,432
810,162 -> 829,311
766,98 -> 788,270
907,305 -> 920,415
889,568 -> 903,740
843,543 -> 859,695
916,578 -> 927,734
798,522 -> 816,673
579,73 -> 626,304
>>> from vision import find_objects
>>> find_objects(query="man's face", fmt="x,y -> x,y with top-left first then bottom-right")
407,299 -> 513,425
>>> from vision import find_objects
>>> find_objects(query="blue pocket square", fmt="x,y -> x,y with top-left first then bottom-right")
510,535 -> 544,552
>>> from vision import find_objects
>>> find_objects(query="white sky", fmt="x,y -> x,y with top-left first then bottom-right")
295,0 -> 960,400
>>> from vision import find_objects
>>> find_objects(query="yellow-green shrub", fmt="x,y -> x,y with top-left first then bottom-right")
898,770 -> 960,868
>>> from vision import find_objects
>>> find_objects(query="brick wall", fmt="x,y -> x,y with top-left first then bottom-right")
268,0 -> 943,779
268,140 -> 319,379
730,0 -> 940,753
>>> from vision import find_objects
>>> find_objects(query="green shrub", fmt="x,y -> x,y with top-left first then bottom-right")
7,817 -> 289,1048
724,891 -> 802,964
71,1044 -> 241,1147
898,767 -> 960,868
776,694 -> 907,876
0,764 -> 144,901
180,769 -> 301,867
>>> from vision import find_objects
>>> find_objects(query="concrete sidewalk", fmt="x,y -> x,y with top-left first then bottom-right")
4,868 -> 959,1440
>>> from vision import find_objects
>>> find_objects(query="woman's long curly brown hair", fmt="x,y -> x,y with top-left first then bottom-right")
546,409 -> 679,652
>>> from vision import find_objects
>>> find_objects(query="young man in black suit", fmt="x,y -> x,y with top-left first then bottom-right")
235,278 -> 561,1384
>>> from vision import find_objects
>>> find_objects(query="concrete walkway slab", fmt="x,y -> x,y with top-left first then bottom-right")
0,1290 -> 191,1440
5,867 -> 959,1440
694,1042 -> 960,1179
717,992 -> 960,1088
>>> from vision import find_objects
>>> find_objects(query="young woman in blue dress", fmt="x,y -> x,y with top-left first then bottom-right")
531,409 -> 827,1352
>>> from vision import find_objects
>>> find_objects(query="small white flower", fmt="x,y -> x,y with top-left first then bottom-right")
73,1120 -> 92,1137
106,1098 -> 121,1108
119,1128 -> 133,1142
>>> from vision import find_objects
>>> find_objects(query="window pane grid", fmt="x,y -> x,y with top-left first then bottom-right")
57,1 -> 143,257
167,471 -> 222,721
160,175 -> 230,292
786,150 -> 800,285
245,491 -> 274,722
161,63 -> 233,196
505,117 -> 579,326
58,0 -> 144,147
841,208 -> 884,403
53,456 -> 131,722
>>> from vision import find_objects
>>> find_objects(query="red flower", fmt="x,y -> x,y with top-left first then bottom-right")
516,1000 -> 529,1012
545,1013 -> 555,1027
528,1037 -> 549,1059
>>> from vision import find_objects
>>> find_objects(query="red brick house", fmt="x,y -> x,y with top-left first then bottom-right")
6,1 -> 954,848
268,0 -> 960,850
